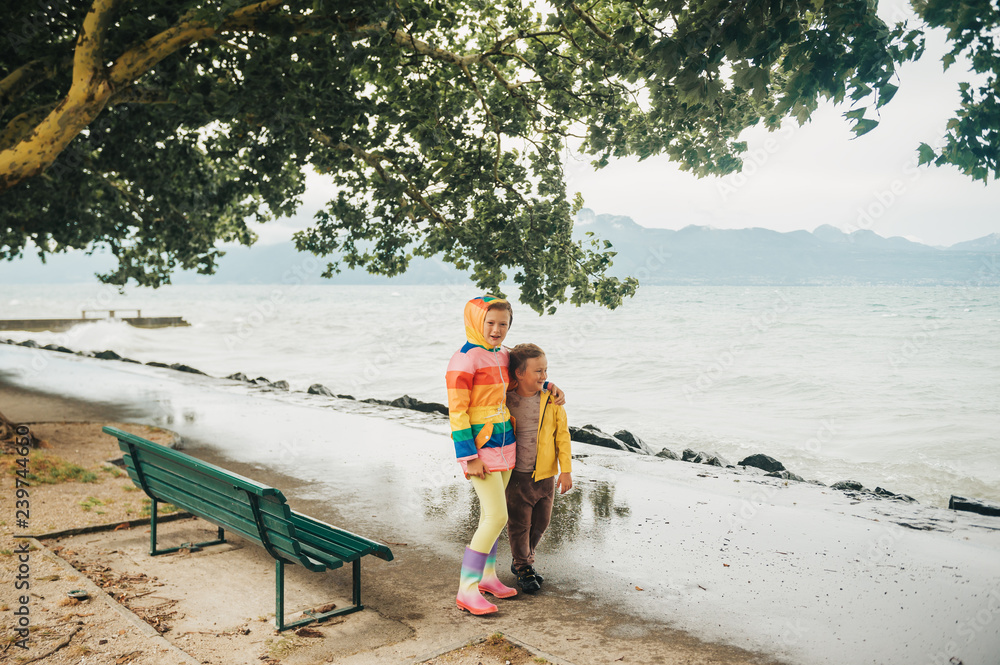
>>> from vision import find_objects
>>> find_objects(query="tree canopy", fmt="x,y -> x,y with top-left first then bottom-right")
1,1 -> 996,312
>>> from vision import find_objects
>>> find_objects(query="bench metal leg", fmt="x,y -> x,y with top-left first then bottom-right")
149,501 -> 226,556
274,558 -> 364,632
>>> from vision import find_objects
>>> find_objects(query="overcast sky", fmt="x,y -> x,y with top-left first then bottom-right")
562,13 -> 1000,247
260,2 -> 999,249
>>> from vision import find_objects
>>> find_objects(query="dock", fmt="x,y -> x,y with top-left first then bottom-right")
0,309 -> 190,333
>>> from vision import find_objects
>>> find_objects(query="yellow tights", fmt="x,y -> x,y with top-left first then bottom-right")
468,469 -> 512,553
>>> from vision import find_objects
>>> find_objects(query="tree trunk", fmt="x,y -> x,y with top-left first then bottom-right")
0,409 -> 37,450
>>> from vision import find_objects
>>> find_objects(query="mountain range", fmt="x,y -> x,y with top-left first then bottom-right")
572,209 -> 999,286
1,209 -> 997,286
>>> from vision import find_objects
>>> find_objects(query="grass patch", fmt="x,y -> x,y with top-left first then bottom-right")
0,451 -> 98,484
79,496 -> 105,511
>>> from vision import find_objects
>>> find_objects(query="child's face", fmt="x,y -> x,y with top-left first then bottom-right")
516,355 -> 548,393
482,308 -> 510,348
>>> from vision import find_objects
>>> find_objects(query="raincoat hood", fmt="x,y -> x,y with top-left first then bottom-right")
464,295 -> 511,349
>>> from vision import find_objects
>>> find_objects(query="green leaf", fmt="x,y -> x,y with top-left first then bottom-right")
917,143 -> 936,166
877,83 -> 898,108
851,118 -> 879,138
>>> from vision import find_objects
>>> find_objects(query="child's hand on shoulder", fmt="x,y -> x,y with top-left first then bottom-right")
549,382 -> 566,406
557,472 -> 573,494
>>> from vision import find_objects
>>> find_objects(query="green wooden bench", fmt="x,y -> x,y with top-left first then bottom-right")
102,426 -> 393,631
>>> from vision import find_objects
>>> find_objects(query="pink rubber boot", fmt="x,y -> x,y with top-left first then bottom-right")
456,547 -> 498,615
478,540 -> 517,599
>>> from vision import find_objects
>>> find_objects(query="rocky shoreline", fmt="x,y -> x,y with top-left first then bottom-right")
5,336 -> 1000,519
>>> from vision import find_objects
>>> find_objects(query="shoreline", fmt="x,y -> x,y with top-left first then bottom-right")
3,335 -> 997,514
3,357 -> 1000,664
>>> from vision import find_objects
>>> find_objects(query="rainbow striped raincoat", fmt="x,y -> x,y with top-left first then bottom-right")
446,296 -> 516,472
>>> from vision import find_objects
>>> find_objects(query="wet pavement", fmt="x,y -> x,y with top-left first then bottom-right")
3,344 -> 999,665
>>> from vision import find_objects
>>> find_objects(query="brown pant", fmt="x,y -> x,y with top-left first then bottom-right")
505,470 -> 555,569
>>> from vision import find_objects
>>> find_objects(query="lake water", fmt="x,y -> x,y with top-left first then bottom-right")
2,283 -> 998,506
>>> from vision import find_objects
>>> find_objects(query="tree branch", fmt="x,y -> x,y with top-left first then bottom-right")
0,57 -> 64,117
318,133 -> 451,229
0,0 -> 286,193
109,0 -> 285,86
0,102 -> 60,151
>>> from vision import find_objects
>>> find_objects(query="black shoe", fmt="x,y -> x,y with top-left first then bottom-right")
511,565 -> 541,594
509,563 -> 544,584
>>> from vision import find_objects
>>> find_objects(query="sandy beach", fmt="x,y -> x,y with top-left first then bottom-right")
2,345 -> 1000,665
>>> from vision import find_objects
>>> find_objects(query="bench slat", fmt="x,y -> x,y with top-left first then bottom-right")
121,446 -> 296,526
289,514 -> 389,564
290,512 -> 394,562
107,426 -> 281,497
122,451 -> 299,539
137,473 -> 321,570
123,453 -> 256,521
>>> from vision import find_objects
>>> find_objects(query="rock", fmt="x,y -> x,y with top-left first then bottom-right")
308,383 -> 335,397
121,358 -> 141,364
146,361 -> 170,368
568,425 -> 632,453
252,376 -> 271,385
683,449 -> 730,466
170,363 -> 207,375
336,394 -> 355,400
227,372 -> 251,382
17,340 -> 39,348
613,429 -> 653,455
655,448 -> 679,460
830,480 -> 866,492
874,487 -> 917,503
94,349 -> 122,360
739,453 -> 786,473
703,453 -> 730,467
389,395 -> 449,416
42,344 -> 73,353
765,470 -> 805,482
361,397 -> 392,406
269,380 -> 290,391
949,495 -> 1000,517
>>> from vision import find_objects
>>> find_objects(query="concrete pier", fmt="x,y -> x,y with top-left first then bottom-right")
0,311 -> 190,332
